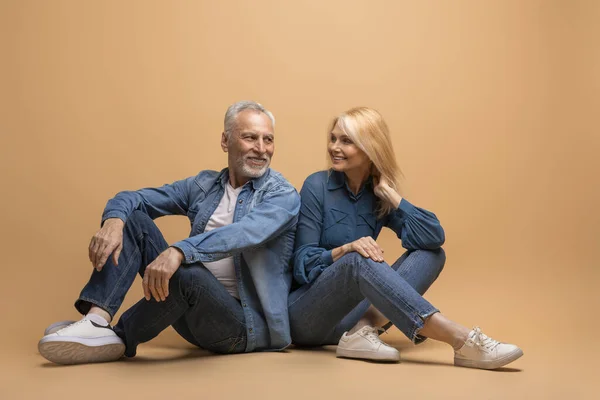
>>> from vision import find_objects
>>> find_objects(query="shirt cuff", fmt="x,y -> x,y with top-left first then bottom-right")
319,250 -> 333,266
172,239 -> 226,265
171,240 -> 198,264
397,198 -> 417,216
101,211 -> 128,227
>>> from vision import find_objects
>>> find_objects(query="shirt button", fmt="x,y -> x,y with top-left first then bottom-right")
249,328 -> 253,332
243,303 -> 247,307
238,199 -> 243,204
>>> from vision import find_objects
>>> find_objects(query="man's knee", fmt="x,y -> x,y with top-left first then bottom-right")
170,267 -> 197,292
169,265 -> 213,298
125,210 -> 152,227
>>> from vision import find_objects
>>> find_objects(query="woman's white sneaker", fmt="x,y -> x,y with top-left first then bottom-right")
454,327 -> 523,370
336,325 -> 400,362
38,316 -> 125,365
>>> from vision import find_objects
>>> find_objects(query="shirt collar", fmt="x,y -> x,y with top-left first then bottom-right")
326,170 -> 345,190
219,167 -> 271,191
327,169 -> 373,195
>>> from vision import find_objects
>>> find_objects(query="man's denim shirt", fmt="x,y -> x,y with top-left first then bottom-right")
102,168 -> 301,352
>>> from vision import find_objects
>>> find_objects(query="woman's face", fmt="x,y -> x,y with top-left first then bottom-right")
328,122 -> 371,174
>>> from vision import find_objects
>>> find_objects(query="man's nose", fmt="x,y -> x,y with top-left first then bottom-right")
255,138 -> 265,153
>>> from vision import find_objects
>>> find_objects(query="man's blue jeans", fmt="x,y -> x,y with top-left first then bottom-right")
289,249 -> 445,345
75,210 -> 247,357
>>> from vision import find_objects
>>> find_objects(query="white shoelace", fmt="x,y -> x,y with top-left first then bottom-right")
470,327 -> 500,351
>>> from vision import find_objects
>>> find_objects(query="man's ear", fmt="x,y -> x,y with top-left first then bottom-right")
221,131 -> 228,152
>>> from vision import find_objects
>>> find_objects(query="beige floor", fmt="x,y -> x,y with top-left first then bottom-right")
2,253 -> 597,400
1,324 -> 595,400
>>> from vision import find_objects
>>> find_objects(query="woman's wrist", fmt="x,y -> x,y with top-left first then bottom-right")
341,243 -> 350,255
332,244 -> 350,263
382,185 -> 402,209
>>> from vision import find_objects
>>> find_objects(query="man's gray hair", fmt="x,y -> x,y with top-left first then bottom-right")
224,100 -> 275,137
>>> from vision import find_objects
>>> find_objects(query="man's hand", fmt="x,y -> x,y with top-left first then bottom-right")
143,247 -> 184,302
89,218 -> 125,271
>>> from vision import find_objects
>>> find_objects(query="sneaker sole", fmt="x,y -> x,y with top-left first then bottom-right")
336,347 -> 400,362
454,348 -> 524,370
38,338 -> 125,365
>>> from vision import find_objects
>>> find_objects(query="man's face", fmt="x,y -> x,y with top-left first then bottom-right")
222,110 -> 275,185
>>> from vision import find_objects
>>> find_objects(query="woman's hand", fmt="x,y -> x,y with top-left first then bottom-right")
343,236 -> 385,262
373,175 -> 402,209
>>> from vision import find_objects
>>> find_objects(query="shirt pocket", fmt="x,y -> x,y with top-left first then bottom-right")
187,195 -> 207,235
357,212 -> 377,239
322,208 -> 351,248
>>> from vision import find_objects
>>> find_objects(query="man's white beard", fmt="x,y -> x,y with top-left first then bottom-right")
237,156 -> 270,178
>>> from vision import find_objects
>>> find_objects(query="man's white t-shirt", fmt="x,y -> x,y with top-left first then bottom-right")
202,182 -> 243,299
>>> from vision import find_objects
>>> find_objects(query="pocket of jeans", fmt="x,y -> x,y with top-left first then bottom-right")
204,335 -> 247,354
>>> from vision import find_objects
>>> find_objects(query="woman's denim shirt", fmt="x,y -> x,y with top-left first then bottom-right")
293,170 -> 445,285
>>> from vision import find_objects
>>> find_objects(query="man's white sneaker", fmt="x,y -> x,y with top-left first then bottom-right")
38,316 -> 125,365
44,320 -> 76,335
336,325 -> 400,362
454,327 -> 523,370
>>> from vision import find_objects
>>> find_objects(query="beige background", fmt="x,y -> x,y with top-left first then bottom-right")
1,0 -> 598,399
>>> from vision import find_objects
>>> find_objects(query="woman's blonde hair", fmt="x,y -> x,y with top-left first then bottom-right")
330,106 -> 403,217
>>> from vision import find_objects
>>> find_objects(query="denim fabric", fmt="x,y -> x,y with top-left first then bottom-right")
76,210 -> 169,317
81,211 -> 247,356
293,170 -> 445,285
289,169 -> 447,345
79,168 -> 300,352
115,265 -> 248,357
289,249 -> 445,345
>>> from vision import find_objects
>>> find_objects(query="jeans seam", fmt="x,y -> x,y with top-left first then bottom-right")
102,246 -> 140,315
357,258 -> 431,342
125,289 -> 183,339
230,335 -> 246,353
211,334 -> 246,354
190,290 -> 247,330
411,308 -> 439,344
182,271 -> 247,346
288,284 -> 313,309
145,234 -> 167,260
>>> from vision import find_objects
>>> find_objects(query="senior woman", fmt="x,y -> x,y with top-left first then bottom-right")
288,107 -> 522,370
